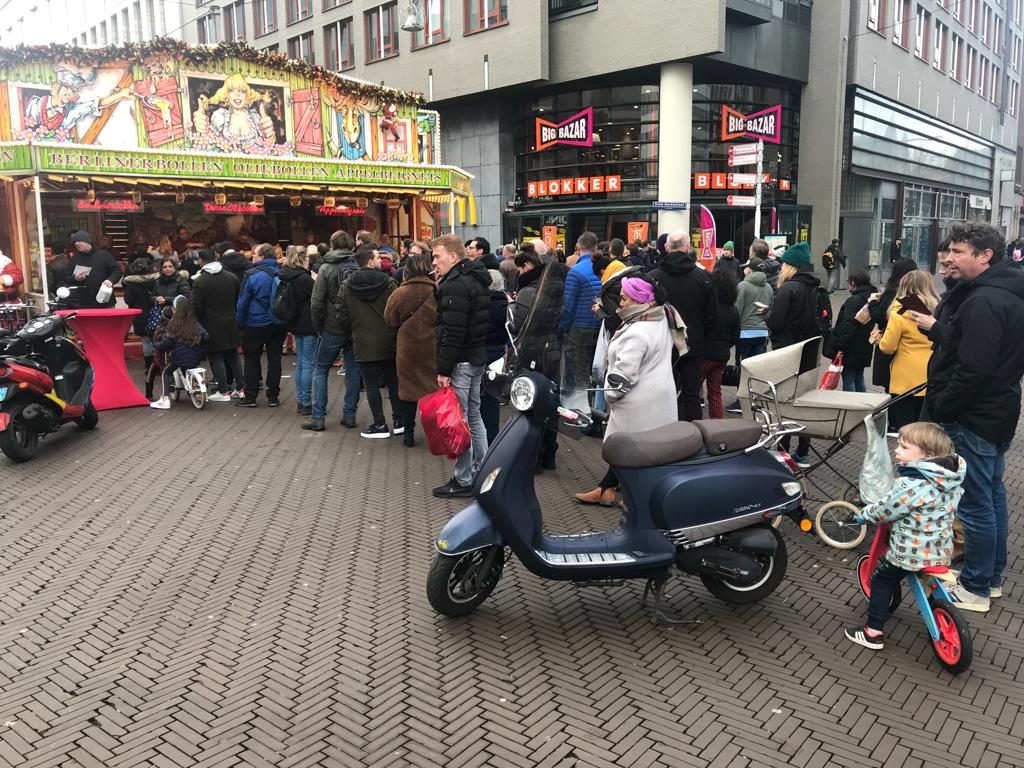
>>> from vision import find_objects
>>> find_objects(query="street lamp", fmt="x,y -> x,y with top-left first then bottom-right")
400,1 -> 424,32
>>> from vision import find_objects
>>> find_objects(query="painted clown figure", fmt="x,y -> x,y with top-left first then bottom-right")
0,250 -> 24,302
22,67 -> 132,142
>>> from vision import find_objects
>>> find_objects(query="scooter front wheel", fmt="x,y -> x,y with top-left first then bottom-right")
701,526 -> 788,605
0,403 -> 40,462
426,547 -> 504,617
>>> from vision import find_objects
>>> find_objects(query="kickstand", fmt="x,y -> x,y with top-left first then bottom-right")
641,576 -> 703,626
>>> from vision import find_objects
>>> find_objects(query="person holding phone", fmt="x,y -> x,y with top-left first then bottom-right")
831,271 -> 878,392
870,271 -> 940,429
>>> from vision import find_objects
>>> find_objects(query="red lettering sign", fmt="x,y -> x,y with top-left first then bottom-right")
525,175 -> 623,197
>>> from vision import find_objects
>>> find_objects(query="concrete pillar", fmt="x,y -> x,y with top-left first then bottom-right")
657,62 -> 693,236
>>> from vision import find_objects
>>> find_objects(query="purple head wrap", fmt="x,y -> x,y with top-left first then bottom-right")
621,277 -> 655,304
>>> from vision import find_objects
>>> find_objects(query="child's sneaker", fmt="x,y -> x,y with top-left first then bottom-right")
948,581 -> 991,612
844,626 -> 884,650
791,453 -> 812,469
149,396 -> 171,410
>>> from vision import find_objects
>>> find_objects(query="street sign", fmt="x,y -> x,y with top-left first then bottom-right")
728,143 -> 762,167
652,201 -> 689,210
727,195 -> 758,207
727,173 -> 758,186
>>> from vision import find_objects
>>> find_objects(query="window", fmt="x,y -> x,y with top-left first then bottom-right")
951,0 -> 962,18
916,6 -> 931,57
122,9 -> 130,41
324,18 -> 354,70
111,14 -> 119,43
550,0 -> 598,14
412,0 -> 448,48
286,0 -> 313,25
951,32 -> 963,77
365,3 -> 398,62
100,20 -> 108,44
981,3 -> 991,43
224,1 -> 246,40
966,44 -> 976,84
288,31 -> 314,62
146,0 -> 156,38
323,0 -> 347,8
1014,34 -> 1021,69
465,0 -> 508,33
990,64 -> 1000,101
935,19 -> 948,66
893,0 -> 911,45
868,0 -> 886,29
197,12 -> 218,43
1009,79 -> 1019,115
968,0 -> 977,29
255,0 -> 278,35
133,2 -> 142,41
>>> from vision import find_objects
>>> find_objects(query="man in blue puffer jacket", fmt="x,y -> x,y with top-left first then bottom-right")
559,231 -> 602,392
235,242 -> 287,407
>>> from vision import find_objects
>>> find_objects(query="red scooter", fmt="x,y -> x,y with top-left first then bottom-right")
0,289 -> 97,462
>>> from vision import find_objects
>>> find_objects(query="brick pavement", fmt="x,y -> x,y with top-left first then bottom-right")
0,359 -> 1022,768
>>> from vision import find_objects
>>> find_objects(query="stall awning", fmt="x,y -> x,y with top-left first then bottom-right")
6,141 -> 473,197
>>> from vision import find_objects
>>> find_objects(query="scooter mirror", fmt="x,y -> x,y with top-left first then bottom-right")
606,373 -> 631,394
56,287 -> 71,299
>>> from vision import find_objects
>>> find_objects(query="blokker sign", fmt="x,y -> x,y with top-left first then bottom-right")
527,175 -> 622,197
535,108 -> 594,151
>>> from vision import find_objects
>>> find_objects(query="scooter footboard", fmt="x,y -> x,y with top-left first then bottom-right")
436,502 -> 504,556
718,526 -> 778,555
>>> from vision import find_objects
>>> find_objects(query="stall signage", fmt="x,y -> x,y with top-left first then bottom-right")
318,205 -> 366,216
204,201 -> 265,214
35,145 -> 470,192
535,108 -> 594,151
0,142 -> 33,174
693,173 -> 790,191
721,104 -> 782,144
72,197 -> 144,212
526,175 -> 621,198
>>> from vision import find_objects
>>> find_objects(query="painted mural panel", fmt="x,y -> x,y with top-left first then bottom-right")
0,41 -> 437,165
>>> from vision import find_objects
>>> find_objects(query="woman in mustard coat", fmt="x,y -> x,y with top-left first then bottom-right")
872,271 -> 940,429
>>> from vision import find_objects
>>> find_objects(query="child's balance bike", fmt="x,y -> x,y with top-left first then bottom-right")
857,522 -> 973,673
170,367 -> 209,410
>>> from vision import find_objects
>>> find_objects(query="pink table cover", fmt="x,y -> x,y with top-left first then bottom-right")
56,309 -> 148,410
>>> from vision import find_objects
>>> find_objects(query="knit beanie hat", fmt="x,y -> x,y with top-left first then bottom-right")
70,230 -> 92,246
722,241 -> 735,252
780,242 -> 811,267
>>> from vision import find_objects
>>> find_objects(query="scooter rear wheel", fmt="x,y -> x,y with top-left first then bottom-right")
75,401 -> 98,430
0,403 -> 40,462
427,547 -> 504,617
929,598 -> 973,674
701,526 -> 787,605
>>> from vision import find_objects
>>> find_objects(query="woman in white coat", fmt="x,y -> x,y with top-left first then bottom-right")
575,277 -> 677,505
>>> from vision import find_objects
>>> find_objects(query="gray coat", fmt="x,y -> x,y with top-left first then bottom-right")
735,271 -> 774,331
604,304 -> 677,439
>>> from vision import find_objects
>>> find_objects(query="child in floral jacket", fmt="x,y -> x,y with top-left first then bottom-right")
845,422 -> 965,650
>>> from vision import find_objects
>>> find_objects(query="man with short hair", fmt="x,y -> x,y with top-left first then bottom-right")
715,240 -> 742,283
235,243 -> 287,407
499,243 -> 518,294
378,233 -> 396,255
466,237 -> 500,270
58,230 -> 122,308
192,247 -> 241,401
337,245 -> 401,438
304,230 -> 362,431
650,229 -> 717,421
356,230 -> 374,248
559,231 -> 603,392
916,222 -> 1024,613
431,234 -> 492,498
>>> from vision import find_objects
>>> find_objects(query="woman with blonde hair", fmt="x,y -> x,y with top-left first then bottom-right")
153,234 -> 177,260
871,269 -> 940,429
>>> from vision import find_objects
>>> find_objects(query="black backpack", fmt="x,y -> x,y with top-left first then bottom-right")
272,278 -> 299,323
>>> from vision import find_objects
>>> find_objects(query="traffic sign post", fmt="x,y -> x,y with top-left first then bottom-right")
727,195 -> 758,207
727,173 -> 759,186
727,143 -> 761,167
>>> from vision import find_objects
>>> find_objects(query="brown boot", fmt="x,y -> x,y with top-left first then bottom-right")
574,487 -> 616,506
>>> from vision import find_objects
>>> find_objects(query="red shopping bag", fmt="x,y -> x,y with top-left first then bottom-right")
419,386 -> 471,460
818,352 -> 844,390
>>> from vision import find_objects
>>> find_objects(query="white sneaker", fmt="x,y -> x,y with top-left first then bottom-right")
208,392 -> 232,403
149,396 -> 170,410
948,581 -> 991,613
990,585 -> 1003,599
944,570 -> 1001,598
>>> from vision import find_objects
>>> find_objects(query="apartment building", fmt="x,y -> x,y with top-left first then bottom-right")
802,0 -> 1021,272
0,0 -> 181,47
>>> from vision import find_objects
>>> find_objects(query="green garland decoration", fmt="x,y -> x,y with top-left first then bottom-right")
0,38 -> 426,106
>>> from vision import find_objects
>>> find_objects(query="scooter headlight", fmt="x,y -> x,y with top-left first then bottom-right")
509,376 -> 536,412
782,481 -> 802,497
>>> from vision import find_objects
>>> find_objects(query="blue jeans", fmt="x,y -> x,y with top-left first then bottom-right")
451,362 -> 488,487
842,367 -> 866,392
945,423 -> 1008,597
735,337 -> 768,365
311,330 -> 360,420
293,334 -> 317,407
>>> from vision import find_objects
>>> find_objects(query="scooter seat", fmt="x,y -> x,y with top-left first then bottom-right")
692,419 -> 763,455
603,422 -> 704,468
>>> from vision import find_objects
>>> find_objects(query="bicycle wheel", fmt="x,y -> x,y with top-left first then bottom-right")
188,374 -> 207,410
815,501 -> 867,549
928,598 -> 973,674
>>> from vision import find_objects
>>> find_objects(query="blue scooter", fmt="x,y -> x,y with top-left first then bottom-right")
426,368 -> 806,623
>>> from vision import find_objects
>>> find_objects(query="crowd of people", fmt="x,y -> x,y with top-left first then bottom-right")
38,218 -> 1024,621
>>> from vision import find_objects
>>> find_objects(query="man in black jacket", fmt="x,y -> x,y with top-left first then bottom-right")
467,237 -> 501,271
57,230 -> 122,308
649,229 -> 717,421
192,248 -> 241,401
431,234 -> 492,498
919,222 -> 1024,614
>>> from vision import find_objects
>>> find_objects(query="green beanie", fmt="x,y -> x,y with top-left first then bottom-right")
781,241 -> 811,267
722,241 -> 734,251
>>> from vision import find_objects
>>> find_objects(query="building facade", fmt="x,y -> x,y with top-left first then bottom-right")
0,0 -> 181,48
